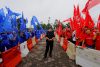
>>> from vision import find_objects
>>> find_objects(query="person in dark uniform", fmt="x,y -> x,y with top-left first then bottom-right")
44,27 -> 55,58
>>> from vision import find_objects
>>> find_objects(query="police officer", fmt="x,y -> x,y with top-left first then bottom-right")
44,27 -> 55,58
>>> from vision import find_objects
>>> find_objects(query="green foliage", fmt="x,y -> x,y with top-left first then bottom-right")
16,18 -> 20,31
53,20 -> 58,29
66,23 -> 70,28
46,23 -> 52,30
36,24 -> 40,30
41,23 -> 47,30
62,23 -> 66,29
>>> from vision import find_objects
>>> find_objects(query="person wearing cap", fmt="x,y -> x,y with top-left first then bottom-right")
44,27 -> 55,58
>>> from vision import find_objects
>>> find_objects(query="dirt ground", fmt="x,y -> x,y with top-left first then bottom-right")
17,38 -> 80,67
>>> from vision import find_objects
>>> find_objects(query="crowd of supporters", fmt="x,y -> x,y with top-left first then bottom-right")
0,30 -> 43,52
60,26 -> 100,50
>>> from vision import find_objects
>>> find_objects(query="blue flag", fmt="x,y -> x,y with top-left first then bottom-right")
20,22 -> 26,31
20,12 -> 26,31
11,15 -> 17,27
26,18 -> 28,24
5,7 -> 20,32
6,7 -> 20,16
2,23 -> 12,32
31,16 -> 37,30
0,8 -> 5,33
32,16 -> 45,33
0,8 -> 5,23
0,27 -> 4,33
3,15 -> 13,32
31,16 -> 45,38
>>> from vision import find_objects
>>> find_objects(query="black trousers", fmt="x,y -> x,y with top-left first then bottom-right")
44,41 -> 53,57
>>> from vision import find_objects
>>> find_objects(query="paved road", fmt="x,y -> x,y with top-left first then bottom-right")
17,39 -> 79,67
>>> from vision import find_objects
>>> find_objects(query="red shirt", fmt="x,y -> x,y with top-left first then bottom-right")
96,35 -> 100,50
62,31 -> 66,37
66,31 -> 71,39
79,31 -> 86,41
85,33 -> 94,46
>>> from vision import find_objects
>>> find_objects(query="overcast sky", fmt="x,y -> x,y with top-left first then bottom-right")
0,0 -> 100,27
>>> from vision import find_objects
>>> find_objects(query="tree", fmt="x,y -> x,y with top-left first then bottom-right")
16,18 -> 20,31
41,23 -> 47,30
46,23 -> 52,30
36,24 -> 40,30
62,23 -> 66,29
53,20 -> 58,29
66,23 -> 70,28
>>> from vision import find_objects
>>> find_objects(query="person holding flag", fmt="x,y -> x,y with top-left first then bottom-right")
82,28 -> 96,49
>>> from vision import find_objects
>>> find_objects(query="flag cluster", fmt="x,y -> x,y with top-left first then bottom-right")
0,7 -> 45,34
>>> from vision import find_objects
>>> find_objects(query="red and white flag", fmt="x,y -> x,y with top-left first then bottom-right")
97,15 -> 100,31
82,0 -> 100,13
63,18 -> 71,22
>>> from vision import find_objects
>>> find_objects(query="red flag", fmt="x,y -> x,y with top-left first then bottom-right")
98,14 -> 100,20
77,5 -> 81,17
97,15 -> 100,31
84,10 -> 94,28
63,18 -> 71,22
82,0 -> 100,13
69,18 -> 74,30
76,28 -> 82,38
82,0 -> 90,13
80,17 -> 85,28
73,5 -> 82,30
57,21 -> 62,36
88,0 -> 100,9
73,16 -> 81,30
74,5 -> 77,17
